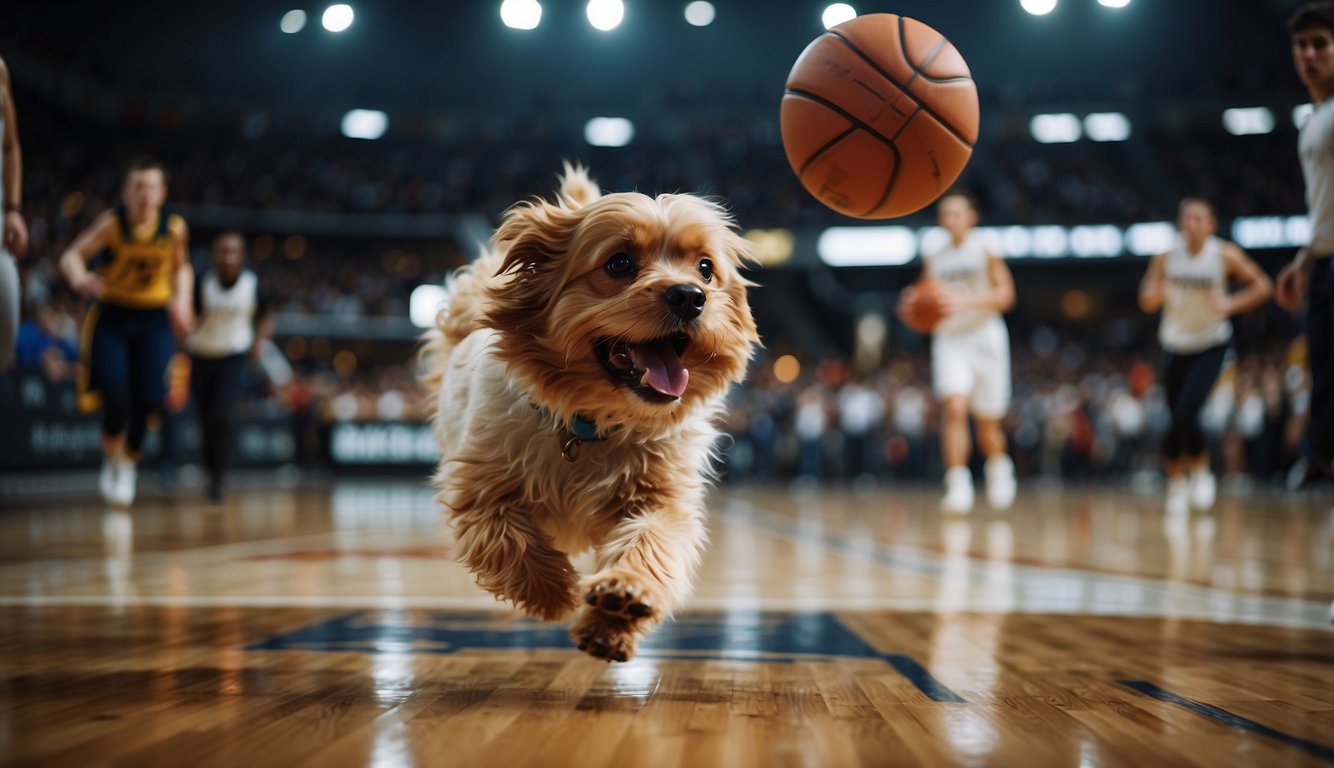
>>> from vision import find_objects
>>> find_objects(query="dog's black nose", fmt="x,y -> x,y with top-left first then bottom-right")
664,284 -> 706,320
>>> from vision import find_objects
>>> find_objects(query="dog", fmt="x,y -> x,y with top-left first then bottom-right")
421,164 -> 759,662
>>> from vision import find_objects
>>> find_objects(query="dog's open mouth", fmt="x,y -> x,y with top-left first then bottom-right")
596,333 -> 691,402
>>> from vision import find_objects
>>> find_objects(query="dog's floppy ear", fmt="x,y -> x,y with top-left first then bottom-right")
485,201 -> 584,334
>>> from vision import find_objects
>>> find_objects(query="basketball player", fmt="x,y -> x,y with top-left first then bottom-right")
1280,2 -> 1334,493
0,55 -> 28,372
189,231 -> 268,503
1139,198 -> 1272,515
60,158 -> 194,507
903,191 -> 1017,514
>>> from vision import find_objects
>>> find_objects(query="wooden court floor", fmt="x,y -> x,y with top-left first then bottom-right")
0,480 -> 1331,767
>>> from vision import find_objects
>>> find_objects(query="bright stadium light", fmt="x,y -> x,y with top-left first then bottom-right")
280,9 -> 307,33
822,3 -> 857,29
1097,0 -> 1130,7
500,0 -> 542,30
1294,103 -> 1314,128
322,4 -> 354,32
341,109 -> 388,140
818,226 -> 916,267
584,117 -> 634,147
1084,112 -> 1131,142
1222,107 -> 1275,136
684,1 -> 715,27
587,0 -> 624,31
1021,0 -> 1057,16
410,285 -> 448,329
1030,113 -> 1081,143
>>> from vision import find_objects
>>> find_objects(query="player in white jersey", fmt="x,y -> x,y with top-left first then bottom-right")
1279,3 -> 1334,496
0,55 -> 30,372
1139,199 -> 1271,515
906,191 -> 1016,513
188,231 -> 269,502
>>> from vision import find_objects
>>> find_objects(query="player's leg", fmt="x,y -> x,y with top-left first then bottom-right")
1160,350 -> 1191,514
972,321 -> 1015,511
121,310 -> 176,507
934,333 -> 975,513
87,309 -> 134,506
1177,346 -> 1227,511
205,354 -> 246,501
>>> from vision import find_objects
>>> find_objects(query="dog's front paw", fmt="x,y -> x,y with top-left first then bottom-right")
582,571 -> 660,623
570,610 -> 640,663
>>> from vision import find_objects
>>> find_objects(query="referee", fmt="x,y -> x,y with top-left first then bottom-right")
189,231 -> 268,502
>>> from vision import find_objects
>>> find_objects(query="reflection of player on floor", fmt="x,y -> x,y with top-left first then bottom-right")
0,54 -> 29,372
907,191 -> 1016,514
188,232 -> 269,503
60,158 -> 194,507
1139,199 -> 1271,515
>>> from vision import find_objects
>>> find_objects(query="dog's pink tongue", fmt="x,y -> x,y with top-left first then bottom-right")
633,339 -> 689,398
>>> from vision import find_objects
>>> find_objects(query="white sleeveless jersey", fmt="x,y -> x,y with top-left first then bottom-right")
924,232 -> 997,336
1299,96 -> 1334,257
189,269 -> 258,358
1159,236 -> 1232,354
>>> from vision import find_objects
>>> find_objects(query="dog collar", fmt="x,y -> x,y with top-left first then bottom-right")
531,404 -> 605,461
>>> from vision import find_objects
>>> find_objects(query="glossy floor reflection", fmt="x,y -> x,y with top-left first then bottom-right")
0,481 -> 1331,767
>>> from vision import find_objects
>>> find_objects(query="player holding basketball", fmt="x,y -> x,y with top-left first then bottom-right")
1280,2 -> 1334,494
0,55 -> 28,372
905,191 -> 1016,514
60,158 -> 194,507
1139,198 -> 1271,515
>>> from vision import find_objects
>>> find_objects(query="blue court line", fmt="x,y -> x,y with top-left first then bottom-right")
1121,680 -> 1334,764
884,654 -> 967,703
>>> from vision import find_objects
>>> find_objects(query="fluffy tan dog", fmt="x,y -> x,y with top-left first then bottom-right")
422,165 -> 759,662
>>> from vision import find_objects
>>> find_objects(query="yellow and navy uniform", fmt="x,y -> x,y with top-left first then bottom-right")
101,205 -> 183,309
78,205 -> 187,453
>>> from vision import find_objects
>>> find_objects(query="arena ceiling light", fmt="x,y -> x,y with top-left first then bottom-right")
341,109 -> 388,140
322,4 -> 354,32
500,0 -> 542,30
410,285 -> 447,329
1097,0 -> 1130,7
821,4 -> 857,29
1020,0 -> 1057,16
1084,112 -> 1131,142
584,117 -> 634,147
280,9 -> 307,33
684,1 -> 715,27
1030,113 -> 1081,143
587,0 -> 624,31
1222,107 -> 1275,136
1294,103 -> 1314,128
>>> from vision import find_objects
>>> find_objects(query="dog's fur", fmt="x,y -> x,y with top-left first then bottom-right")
421,165 -> 759,661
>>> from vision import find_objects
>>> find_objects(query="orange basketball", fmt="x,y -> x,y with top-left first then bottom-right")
781,13 -> 979,219
897,279 -> 947,334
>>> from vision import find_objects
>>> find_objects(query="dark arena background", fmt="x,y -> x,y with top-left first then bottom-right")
1,1 -> 1331,766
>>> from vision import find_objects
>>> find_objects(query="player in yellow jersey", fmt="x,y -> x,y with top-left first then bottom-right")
60,157 -> 194,507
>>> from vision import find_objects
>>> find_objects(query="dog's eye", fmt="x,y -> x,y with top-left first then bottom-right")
698,258 -> 714,283
605,252 -> 636,278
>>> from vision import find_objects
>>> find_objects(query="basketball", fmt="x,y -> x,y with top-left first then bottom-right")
781,13 -> 979,219
897,278 -> 947,333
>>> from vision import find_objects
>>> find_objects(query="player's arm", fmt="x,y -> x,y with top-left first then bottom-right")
168,217 -> 195,335
250,283 -> 274,360
0,57 -> 27,258
894,262 -> 929,324
948,251 -> 1015,314
58,211 -> 115,298
1138,252 -> 1167,313
1214,241 -> 1273,316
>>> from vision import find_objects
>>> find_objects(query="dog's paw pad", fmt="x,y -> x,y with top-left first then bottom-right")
571,613 -> 638,663
584,576 -> 657,623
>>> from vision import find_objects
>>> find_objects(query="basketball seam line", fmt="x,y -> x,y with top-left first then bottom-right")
783,88 -> 903,216
826,29 -> 974,148
900,17 -> 973,86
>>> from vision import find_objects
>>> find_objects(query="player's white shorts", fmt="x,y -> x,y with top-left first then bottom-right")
931,318 -> 1011,418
